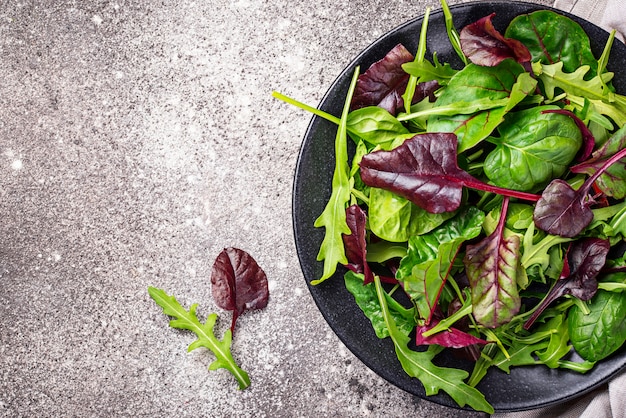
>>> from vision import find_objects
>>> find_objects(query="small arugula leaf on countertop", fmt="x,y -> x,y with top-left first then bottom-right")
211,247 -> 269,334
148,287 -> 251,390
464,198 -> 522,328
460,13 -> 531,67
524,238 -> 610,330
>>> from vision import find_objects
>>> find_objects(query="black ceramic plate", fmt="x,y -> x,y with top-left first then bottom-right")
293,1 -> 626,412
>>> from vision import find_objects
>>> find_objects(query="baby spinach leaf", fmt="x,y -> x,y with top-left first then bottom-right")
359,133 -> 541,214
524,238 -> 610,330
344,271 -> 416,339
368,187 -> 456,242
372,275 -> 494,413
533,147 -> 626,237
484,106 -> 582,192
427,62 -> 536,151
568,288 -> 626,362
460,13 -> 531,67
313,68 -> 360,284
505,10 -> 598,77
148,287 -> 251,390
211,247 -> 269,334
346,106 -> 412,147
464,198 -> 522,328
571,123 -> 626,199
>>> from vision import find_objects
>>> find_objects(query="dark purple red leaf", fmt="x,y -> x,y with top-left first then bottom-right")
534,147 -> 626,237
350,44 -> 439,115
211,247 -> 269,333
343,204 -> 375,285
524,238 -> 610,329
416,319 -> 491,348
358,133 -> 540,214
460,13 -> 532,67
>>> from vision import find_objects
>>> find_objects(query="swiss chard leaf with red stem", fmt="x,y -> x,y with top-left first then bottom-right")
359,133 -> 541,214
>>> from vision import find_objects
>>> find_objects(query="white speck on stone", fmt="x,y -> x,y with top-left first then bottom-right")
294,287 -> 303,296
114,71 -> 124,79
268,279 -> 277,292
92,15 -> 103,25
11,159 -> 22,170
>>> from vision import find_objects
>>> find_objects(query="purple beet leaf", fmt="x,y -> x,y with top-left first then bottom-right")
416,319 -> 490,348
463,197 -> 522,328
524,238 -> 610,330
350,43 -> 439,115
343,204 -> 375,285
211,247 -> 269,334
571,125 -> 626,198
460,13 -> 531,67
533,146 -> 626,237
358,133 -> 541,214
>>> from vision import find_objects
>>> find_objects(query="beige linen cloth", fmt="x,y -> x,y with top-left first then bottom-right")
494,1 -> 626,417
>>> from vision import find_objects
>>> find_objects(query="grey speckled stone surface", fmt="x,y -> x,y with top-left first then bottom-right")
0,1 -> 553,417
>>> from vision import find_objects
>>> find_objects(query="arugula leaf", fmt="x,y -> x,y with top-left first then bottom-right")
148,287 -> 251,390
313,68 -> 360,284
344,271 -> 416,338
373,275 -> 494,413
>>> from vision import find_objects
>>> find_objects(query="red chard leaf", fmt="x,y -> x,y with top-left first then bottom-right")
358,133 -> 540,214
416,319 -> 490,348
524,238 -> 610,330
350,44 -> 439,115
571,124 -> 626,198
464,197 -> 522,328
211,247 -> 269,334
460,13 -> 531,67
534,147 -> 626,237
343,204 -> 375,285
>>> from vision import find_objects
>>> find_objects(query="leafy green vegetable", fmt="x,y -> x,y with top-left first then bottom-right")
484,106 -> 582,192
373,275 -> 493,413
506,10 -> 598,76
568,288 -> 626,362
148,287 -> 251,390
313,68 -> 360,284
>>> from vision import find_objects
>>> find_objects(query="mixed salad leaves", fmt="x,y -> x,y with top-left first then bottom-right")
276,0 -> 626,412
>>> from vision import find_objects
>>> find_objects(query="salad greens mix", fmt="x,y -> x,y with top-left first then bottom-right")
276,0 -> 626,412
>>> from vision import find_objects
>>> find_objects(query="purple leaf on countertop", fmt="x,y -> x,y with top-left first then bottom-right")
211,247 -> 269,334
